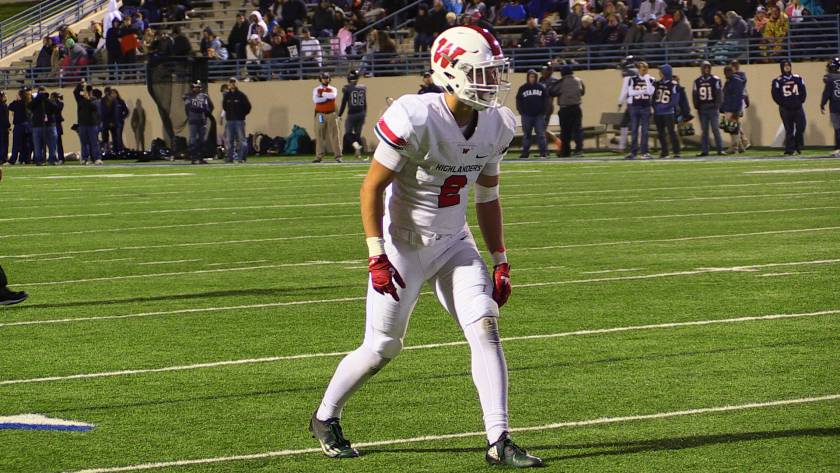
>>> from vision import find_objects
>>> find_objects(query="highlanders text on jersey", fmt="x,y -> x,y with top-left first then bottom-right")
373,93 -> 515,238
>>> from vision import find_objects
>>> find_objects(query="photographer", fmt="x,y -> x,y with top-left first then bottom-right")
73,79 -> 102,165
29,86 -> 60,165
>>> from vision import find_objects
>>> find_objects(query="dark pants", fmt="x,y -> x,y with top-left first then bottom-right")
10,123 -> 31,164
0,128 -> 8,163
113,123 -> 125,152
225,120 -> 247,162
558,105 -> 583,156
78,124 -> 101,162
699,108 -> 723,154
832,113 -> 840,149
32,125 -> 58,164
780,107 -> 806,153
0,264 -> 6,288
520,114 -> 547,158
414,33 -> 434,52
56,125 -> 64,160
629,105 -> 651,155
189,122 -> 207,159
654,114 -> 680,157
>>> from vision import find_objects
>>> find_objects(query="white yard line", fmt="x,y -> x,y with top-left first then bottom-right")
758,271 -> 815,277
2,309 -> 838,386
66,394 -> 840,472
205,260 -> 269,267
519,227 -> 840,252
745,167 -> 840,174
137,259 -> 202,266
580,268 -> 644,274
17,256 -> 75,263
578,206 -> 840,222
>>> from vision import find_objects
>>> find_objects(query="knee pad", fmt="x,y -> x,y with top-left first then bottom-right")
367,333 -> 404,360
465,316 -> 502,348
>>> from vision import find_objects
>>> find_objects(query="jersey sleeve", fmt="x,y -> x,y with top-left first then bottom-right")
482,107 -> 516,177
373,96 -> 424,171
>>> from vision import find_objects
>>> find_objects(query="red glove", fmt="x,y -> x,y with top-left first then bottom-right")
492,263 -> 511,308
368,254 -> 406,301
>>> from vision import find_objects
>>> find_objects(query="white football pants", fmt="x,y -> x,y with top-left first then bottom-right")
317,227 -> 509,443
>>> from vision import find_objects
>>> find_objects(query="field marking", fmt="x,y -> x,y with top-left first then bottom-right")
14,173 -> 195,180
2,309 -> 838,386
0,214 -> 360,240
67,393 -> 840,473
18,256 -> 75,263
519,226 -> 840,252
137,259 -> 202,266
580,268 -> 644,274
5,258 -> 838,323
745,167 -> 840,174
18,259 -> 362,287
578,206 -> 840,222
205,260 -> 268,267
758,271 -> 815,278
504,179 -> 830,191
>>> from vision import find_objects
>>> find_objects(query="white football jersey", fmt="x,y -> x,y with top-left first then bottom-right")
373,93 -> 515,239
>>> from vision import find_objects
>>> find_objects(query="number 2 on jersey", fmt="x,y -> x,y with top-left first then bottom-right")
438,175 -> 468,208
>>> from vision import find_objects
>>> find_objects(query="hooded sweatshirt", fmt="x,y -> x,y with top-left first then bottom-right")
247,11 -> 268,38
721,71 -> 747,113
772,61 -> 807,109
821,71 -> 840,114
653,65 -> 679,115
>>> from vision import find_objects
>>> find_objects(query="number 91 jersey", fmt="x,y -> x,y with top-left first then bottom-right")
373,93 -> 515,240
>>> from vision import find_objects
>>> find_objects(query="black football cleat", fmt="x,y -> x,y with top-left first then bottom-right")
0,288 -> 28,306
309,412 -> 360,458
486,433 -> 544,468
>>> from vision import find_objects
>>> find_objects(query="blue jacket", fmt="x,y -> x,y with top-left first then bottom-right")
653,65 -> 679,115
820,72 -> 840,114
772,74 -> 807,109
721,72 -> 747,113
516,82 -> 547,116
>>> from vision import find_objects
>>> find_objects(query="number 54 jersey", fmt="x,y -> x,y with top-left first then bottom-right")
373,93 -> 516,241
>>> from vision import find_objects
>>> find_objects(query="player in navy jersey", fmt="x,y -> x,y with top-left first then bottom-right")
693,61 -> 724,156
820,57 -> 840,158
772,59 -> 807,155
619,61 -> 654,159
339,70 -> 368,159
653,64 -> 681,158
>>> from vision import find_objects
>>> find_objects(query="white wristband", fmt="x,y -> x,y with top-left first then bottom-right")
491,251 -> 507,266
366,237 -> 386,257
475,184 -> 500,204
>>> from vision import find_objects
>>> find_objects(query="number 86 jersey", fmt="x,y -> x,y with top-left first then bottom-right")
373,93 -> 516,242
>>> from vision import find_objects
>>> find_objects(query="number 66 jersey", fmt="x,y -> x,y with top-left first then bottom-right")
373,92 -> 516,242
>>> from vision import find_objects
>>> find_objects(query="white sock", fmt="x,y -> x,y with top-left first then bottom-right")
316,346 -> 389,421
464,317 -> 509,444
619,127 -> 629,151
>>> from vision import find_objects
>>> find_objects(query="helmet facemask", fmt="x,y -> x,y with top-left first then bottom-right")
457,57 -> 511,111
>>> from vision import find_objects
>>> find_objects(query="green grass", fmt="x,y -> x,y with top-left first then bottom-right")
0,154 -> 839,472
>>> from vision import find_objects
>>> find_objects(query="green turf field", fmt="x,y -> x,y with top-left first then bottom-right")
0,155 -> 838,472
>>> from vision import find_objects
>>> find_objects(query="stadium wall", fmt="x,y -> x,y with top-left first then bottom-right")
51,61 -> 835,155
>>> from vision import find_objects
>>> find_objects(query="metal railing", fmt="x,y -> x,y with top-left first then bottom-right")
3,15 -> 840,88
0,0 -> 110,58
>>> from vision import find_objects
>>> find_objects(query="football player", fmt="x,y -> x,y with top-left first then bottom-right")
820,57 -> 840,158
0,168 -> 28,306
310,26 -> 543,468
338,70 -> 367,160
772,60 -> 807,156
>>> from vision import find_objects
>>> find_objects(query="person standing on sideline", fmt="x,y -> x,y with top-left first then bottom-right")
130,98 -> 146,151
620,61 -> 654,160
772,59 -> 807,156
539,63 -> 562,154
0,92 -> 9,165
418,69 -> 444,94
28,86 -> 59,165
8,88 -> 32,165
184,80 -> 214,164
74,80 -> 102,165
556,64 -> 585,158
0,168 -> 28,305
51,92 -> 65,163
721,65 -> 747,153
112,89 -> 129,155
338,69 -> 367,160
515,69 -> 548,160
653,64 -> 681,159
730,60 -> 750,151
820,57 -> 840,158
693,61 -> 725,156
222,77 -> 251,163
312,72 -> 342,163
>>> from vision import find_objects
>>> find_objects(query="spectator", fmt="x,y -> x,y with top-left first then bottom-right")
73,80 -> 101,165
0,92 -> 8,165
336,19 -> 354,56
624,18 -> 645,45
556,64 -> 585,157
130,98 -> 146,151
29,87 -> 59,166
751,7 -> 769,36
418,69 -> 445,93
569,14 -> 599,44
119,15 -> 141,64
519,17 -> 539,47
708,11 -> 726,42
430,0 -> 450,34
112,89 -> 129,153
35,37 -> 55,72
636,0 -> 666,20
498,0 -> 528,24
172,26 -> 192,56
464,0 -> 487,18
87,20 -> 103,48
414,4 -> 436,51
228,14 -> 248,59
281,0 -> 309,29
562,1 -> 582,34
515,69 -> 548,159
300,27 -> 323,68
538,18 -> 560,46
762,6 -> 788,56
248,11 -> 268,39
312,0 -> 337,37
148,30 -> 173,58
222,77 -> 251,163
8,88 -> 32,165
205,29 -> 228,60
642,16 -> 664,43
600,14 -> 626,45
445,11 -> 458,28
785,0 -> 805,23
665,8 -> 691,43
245,34 -> 270,80
724,10 -> 748,40
444,0 -> 464,15
184,81 -> 213,164
270,26 -> 301,59
106,19 -> 123,69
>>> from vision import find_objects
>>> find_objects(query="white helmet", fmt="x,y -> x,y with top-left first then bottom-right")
430,26 -> 511,111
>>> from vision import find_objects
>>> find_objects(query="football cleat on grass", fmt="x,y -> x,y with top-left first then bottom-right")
485,433 -> 544,468
309,412 -> 360,458
0,288 -> 28,306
